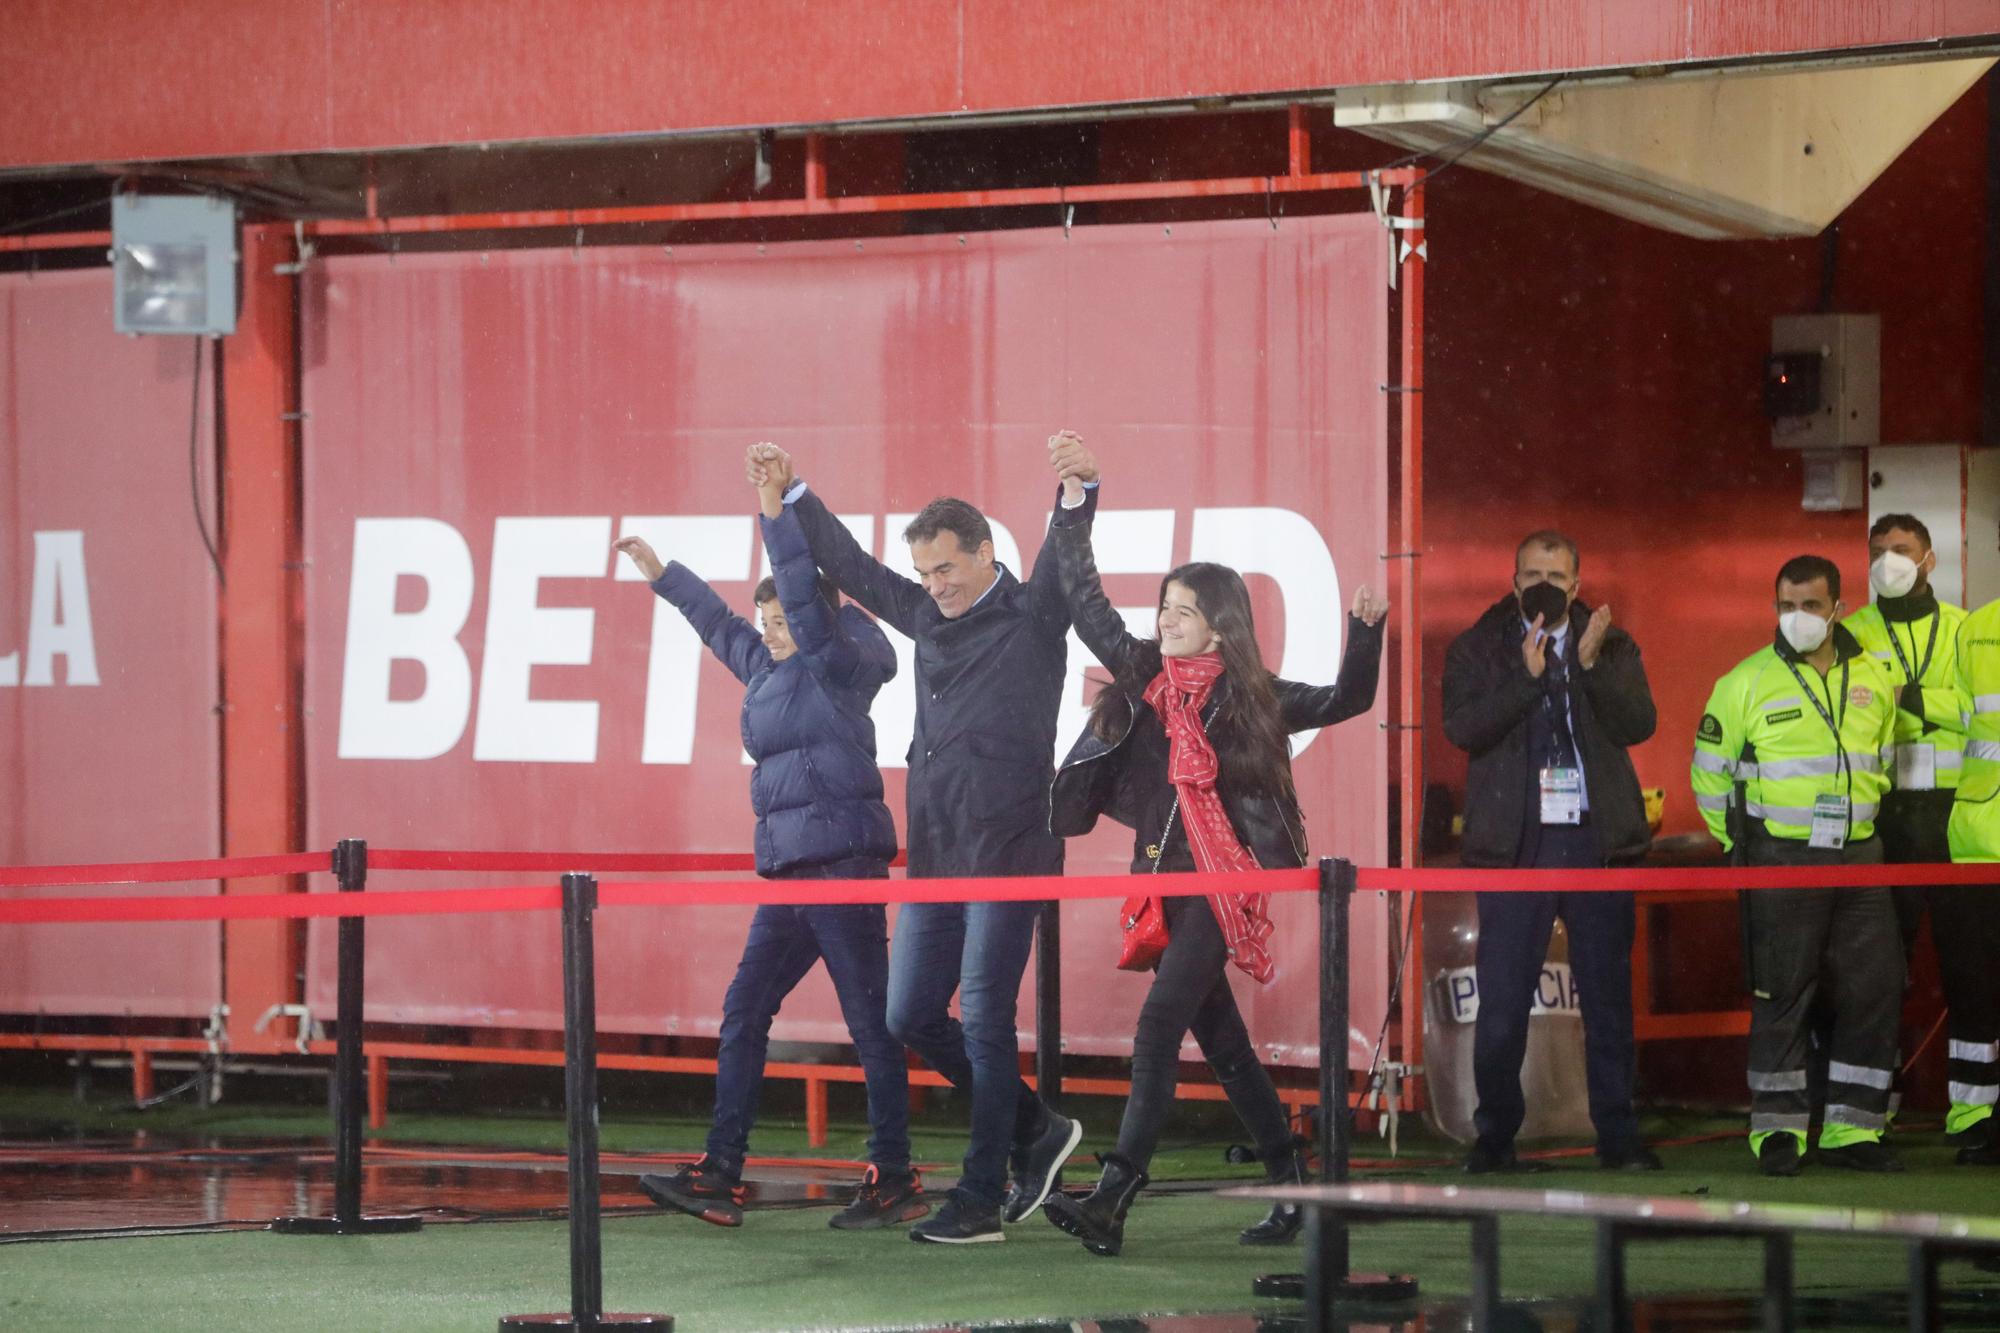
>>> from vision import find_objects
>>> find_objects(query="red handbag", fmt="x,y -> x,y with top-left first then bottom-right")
1117,894 -> 1170,972
1117,797 -> 1180,971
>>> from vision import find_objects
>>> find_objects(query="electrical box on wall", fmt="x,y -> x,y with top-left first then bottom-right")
1769,313 -> 1879,451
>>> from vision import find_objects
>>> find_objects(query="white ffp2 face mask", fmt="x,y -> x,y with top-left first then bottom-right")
1779,610 -> 1830,654
1870,550 -> 1921,599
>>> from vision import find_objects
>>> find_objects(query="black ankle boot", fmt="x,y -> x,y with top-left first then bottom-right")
1043,1153 -> 1147,1257
1239,1147 -> 1308,1246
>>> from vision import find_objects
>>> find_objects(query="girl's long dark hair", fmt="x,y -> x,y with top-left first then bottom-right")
1088,561 -> 1295,802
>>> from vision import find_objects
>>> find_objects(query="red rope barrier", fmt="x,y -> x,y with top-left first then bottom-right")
1357,862 -> 2000,893
3,853 -> 1994,926
367,849 -> 761,873
0,851 -> 329,889
0,867 -> 1314,926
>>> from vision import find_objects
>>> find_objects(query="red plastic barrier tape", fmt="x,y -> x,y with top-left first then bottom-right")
0,851 -> 329,889
1358,862 -> 2000,893
0,867 -> 1314,926
367,849 -> 761,874
0,885 -> 561,925
598,866 -> 1319,910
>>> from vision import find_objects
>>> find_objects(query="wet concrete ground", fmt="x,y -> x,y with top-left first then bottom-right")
0,1132 -> 859,1237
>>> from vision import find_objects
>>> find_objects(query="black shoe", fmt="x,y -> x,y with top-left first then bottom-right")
1240,1148 -> 1307,1246
1820,1139 -> 1905,1173
829,1165 -> 929,1230
1462,1141 -> 1552,1175
1952,1119 -> 2000,1165
909,1189 -> 1004,1244
1043,1153 -> 1147,1257
639,1154 -> 746,1227
1002,1110 -> 1082,1223
1757,1135 -> 1803,1178
1599,1145 -> 1663,1172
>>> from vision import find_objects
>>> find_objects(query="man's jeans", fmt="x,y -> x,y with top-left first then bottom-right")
885,899 -> 1047,1207
705,867 -> 908,1178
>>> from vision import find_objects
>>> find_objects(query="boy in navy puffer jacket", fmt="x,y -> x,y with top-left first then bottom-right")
614,502 -> 921,1231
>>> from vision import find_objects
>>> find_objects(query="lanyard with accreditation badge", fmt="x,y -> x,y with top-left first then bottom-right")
1536,630 -> 1583,826
1883,609 -> 1942,788
1781,653 -> 1851,849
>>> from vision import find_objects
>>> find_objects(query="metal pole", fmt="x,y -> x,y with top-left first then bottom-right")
1035,903 -> 1063,1108
332,837 -> 366,1225
563,872 -> 604,1325
271,840 -> 419,1236
498,875 -> 668,1331
1305,857 -> 1354,1327
1277,857 -> 1416,1320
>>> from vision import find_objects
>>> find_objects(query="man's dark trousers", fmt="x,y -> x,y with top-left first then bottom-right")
1471,818 -> 1641,1157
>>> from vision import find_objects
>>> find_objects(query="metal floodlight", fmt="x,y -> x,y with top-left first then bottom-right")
111,193 -> 238,335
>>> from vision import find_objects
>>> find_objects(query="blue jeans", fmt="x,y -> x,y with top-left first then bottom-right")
885,899 -> 1048,1208
704,862 -> 909,1178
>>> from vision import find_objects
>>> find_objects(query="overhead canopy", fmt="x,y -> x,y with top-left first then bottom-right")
1338,56 -> 1998,238
3,0 -> 1999,171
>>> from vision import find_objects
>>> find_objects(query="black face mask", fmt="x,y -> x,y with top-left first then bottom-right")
1517,581 -> 1570,627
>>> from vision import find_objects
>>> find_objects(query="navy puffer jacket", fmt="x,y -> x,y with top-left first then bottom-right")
651,507 -> 899,877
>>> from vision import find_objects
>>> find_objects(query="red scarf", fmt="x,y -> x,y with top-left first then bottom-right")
1141,652 -> 1276,984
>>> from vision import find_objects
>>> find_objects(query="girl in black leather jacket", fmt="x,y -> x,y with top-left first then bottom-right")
1038,437 -> 1385,1257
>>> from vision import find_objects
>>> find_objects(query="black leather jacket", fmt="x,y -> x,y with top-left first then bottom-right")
1043,505 -> 1383,871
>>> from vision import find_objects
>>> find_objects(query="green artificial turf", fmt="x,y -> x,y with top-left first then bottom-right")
4,1081 -> 1999,1330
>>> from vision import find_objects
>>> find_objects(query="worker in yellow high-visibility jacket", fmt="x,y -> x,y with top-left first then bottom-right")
1845,513 -> 1991,1164
1692,555 -> 1902,1177
1944,591 -> 2000,1166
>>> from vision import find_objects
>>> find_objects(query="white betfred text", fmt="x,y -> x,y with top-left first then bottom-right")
335,511 -> 1345,764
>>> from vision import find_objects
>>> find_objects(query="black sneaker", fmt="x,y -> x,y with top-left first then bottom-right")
1952,1119 -> 2000,1165
1461,1142 -> 1551,1175
829,1165 -> 929,1230
639,1154 -> 746,1227
909,1189 -> 1004,1244
1599,1145 -> 1664,1172
1002,1111 -> 1082,1222
1757,1135 -> 1802,1178
1820,1139 -> 1905,1173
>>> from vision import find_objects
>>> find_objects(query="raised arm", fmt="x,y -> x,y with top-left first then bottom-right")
1277,608 -> 1386,731
760,504 -> 891,690
616,536 -> 771,685
1047,498 -> 1147,680
1026,429 -> 1101,637
747,443 -> 927,637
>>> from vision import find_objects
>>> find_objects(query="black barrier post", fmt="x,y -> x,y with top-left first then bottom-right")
273,839 -> 421,1236
499,874 -> 669,1332
1256,857 -> 1415,1319
1035,903 -> 1063,1108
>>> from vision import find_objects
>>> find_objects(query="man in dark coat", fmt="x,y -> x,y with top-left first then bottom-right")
1441,529 -> 1661,1173
745,441 -> 1085,1244
613,501 -> 920,1231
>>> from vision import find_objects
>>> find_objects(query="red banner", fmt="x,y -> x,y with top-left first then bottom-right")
301,215 -> 1389,1065
0,271 -> 223,1019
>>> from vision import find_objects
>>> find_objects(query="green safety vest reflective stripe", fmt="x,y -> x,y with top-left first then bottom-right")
1691,642 -> 1898,851
1843,600 -> 1967,791
1948,601 -> 2000,861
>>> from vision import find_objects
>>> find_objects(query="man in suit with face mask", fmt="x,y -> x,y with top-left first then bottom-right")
1443,531 -> 1662,1173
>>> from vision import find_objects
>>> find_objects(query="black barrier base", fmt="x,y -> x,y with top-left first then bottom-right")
271,1213 -> 425,1235
497,1315 -> 673,1331
1252,1271 -> 1419,1302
